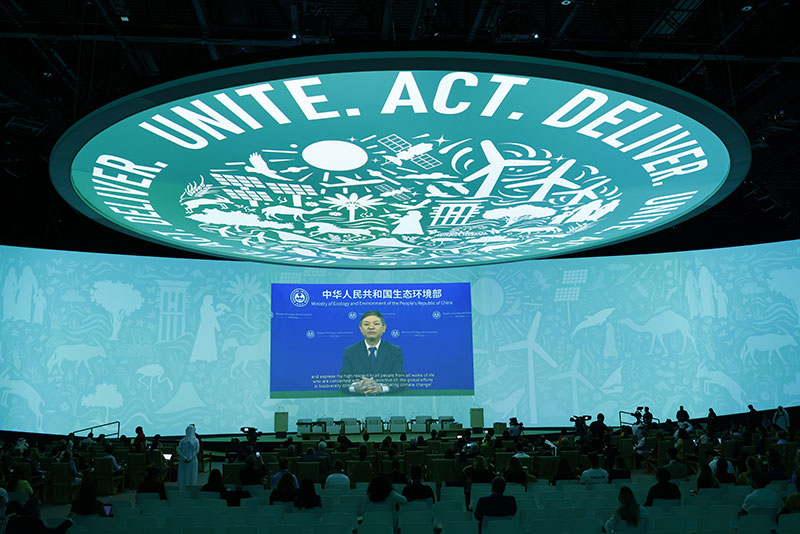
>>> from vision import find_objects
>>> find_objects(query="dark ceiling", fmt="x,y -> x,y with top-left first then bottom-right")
2,0 -> 798,262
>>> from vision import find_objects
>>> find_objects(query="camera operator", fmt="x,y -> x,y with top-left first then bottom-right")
508,418 -> 523,438
589,413 -> 610,453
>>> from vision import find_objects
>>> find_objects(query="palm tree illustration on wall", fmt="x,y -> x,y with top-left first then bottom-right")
81,383 -> 123,423
90,281 -> 144,341
322,193 -> 385,222
226,274 -> 263,325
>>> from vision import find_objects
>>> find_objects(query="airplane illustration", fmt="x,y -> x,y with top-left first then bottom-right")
464,140 -> 549,198
324,175 -> 385,188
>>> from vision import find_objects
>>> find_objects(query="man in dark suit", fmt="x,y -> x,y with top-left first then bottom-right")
340,310 -> 406,395
474,477 -> 517,531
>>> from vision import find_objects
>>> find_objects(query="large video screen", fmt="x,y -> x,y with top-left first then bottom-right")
1,239 -> 799,436
270,283 -> 474,398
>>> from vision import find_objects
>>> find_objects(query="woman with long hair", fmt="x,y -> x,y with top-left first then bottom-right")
70,478 -> 110,516
696,462 -> 720,491
270,471 -> 298,504
604,485 -> 648,532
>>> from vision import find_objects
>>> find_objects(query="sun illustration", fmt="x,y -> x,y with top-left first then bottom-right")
178,132 -> 623,267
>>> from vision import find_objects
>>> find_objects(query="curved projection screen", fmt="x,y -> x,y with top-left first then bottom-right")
1,239 -> 798,436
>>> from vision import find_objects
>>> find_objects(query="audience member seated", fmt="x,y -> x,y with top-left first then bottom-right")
504,456 -> 536,488
512,441 -> 530,458
580,452 -> 609,485
103,445 -> 124,472
741,472 -> 782,518
696,463 -> 720,491
61,451 -> 82,485
737,456 -> 761,487
402,465 -> 435,503
554,456 -> 576,483
714,457 -> 736,484
781,475 -> 800,514
508,418 -> 522,438
367,473 -> 408,511
294,478 -> 321,510
663,447 -> 688,481
324,461 -> 350,490
239,455 -> 266,487
6,497 -> 72,534
136,468 -> 167,501
474,477 -> 517,532
70,478 -> 110,517
298,448 -> 318,463
133,427 -> 146,451
6,470 -> 33,498
270,458 -> 298,489
610,456 -> 631,481
604,486 -> 648,533
764,449 -> 788,481
644,468 -> 681,506
464,455 -> 494,485
387,459 -> 407,485
201,468 -> 227,497
270,472 -> 298,505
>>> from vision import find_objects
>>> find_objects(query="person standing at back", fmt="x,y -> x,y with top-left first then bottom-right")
177,424 -> 199,490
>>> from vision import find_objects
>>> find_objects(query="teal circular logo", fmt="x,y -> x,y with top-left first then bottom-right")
51,52 -> 749,268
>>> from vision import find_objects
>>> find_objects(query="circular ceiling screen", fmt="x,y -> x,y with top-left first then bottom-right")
51,52 -> 750,268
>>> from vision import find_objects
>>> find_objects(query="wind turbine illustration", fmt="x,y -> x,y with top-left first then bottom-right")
498,311 -> 557,423
551,349 -> 595,415
464,140 -> 549,198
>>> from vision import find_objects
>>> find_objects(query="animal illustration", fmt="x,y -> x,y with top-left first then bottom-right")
47,341 -> 107,375
696,363 -> 747,409
136,364 -> 174,402
306,222 -> 386,238
740,333 -> 797,365
572,308 -> 615,336
618,310 -> 698,355
0,370 -> 44,430
182,196 -> 232,213
244,153 -> 290,180
223,333 -> 269,378
261,205 -> 325,221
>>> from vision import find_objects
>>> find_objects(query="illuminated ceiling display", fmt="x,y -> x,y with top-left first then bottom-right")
51,52 -> 750,268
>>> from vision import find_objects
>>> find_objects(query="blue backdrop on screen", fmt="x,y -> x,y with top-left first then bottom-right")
270,283 -> 474,397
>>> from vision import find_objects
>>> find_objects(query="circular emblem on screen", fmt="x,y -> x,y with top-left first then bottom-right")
348,311 -> 358,320
432,311 -> 441,319
289,288 -> 310,307
305,330 -> 315,339
390,329 -> 400,338
52,52 -> 748,268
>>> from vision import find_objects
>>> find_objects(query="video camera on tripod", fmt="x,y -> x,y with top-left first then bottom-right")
570,414 -> 591,435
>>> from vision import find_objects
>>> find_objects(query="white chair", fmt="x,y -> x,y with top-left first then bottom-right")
365,416 -> 384,434
297,418 -> 314,433
442,521 -> 478,534
390,416 -> 407,433
342,417 -> 361,434
411,416 -> 431,433
317,417 -> 340,435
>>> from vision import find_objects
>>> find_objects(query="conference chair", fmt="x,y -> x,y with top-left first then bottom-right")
222,462 -> 245,487
365,416 -> 384,434
411,416 -> 432,433
95,456 -> 125,495
389,416 -> 408,433
127,452 -> 147,488
49,462 -> 79,504
442,521 -> 478,534
297,460 -> 323,483
341,417 -> 361,434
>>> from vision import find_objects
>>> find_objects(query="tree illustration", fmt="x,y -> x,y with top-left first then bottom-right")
90,280 -> 144,340
226,273 -> 263,324
322,193 -> 385,222
769,268 -> 800,326
81,383 -> 124,423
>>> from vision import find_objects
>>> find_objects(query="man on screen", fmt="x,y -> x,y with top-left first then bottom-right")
340,310 -> 406,395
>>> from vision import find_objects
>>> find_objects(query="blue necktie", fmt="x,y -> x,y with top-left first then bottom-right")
368,346 -> 377,369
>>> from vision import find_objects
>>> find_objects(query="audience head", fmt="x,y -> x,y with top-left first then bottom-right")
588,452 -> 600,468
245,455 -> 257,469
409,464 -> 423,483
275,471 -> 297,497
295,477 -> 318,508
391,459 -> 401,472
491,476 -> 507,495
473,455 -> 487,471
367,474 -> 393,503
333,460 -> 345,473
317,440 -> 327,452
135,426 -> 144,435
278,457 -> 289,470
714,457 -> 728,476
22,496 -> 42,518
597,413 -> 605,423
207,469 -> 223,488
750,471 -> 767,489
400,433 -> 407,442
656,468 -> 671,483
